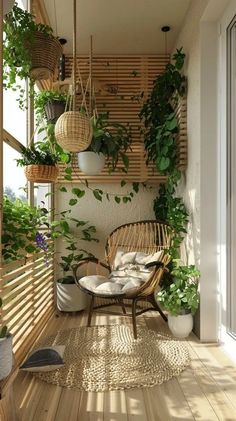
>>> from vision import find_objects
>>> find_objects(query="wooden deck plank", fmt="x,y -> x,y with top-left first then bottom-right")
104,390 -> 128,421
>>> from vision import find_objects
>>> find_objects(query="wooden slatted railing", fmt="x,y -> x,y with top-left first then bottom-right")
0,251 -> 54,364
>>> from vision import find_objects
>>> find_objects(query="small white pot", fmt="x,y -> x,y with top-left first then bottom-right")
168,313 -> 193,338
57,283 -> 88,312
0,334 -> 13,380
77,151 -> 105,175
3,0 -> 15,17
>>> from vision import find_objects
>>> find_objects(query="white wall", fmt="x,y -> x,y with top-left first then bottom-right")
56,183 -> 158,262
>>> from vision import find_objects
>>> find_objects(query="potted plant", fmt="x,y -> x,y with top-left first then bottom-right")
35,90 -> 67,124
77,113 -> 131,175
157,264 -> 200,338
16,140 -> 61,183
0,298 -> 13,380
3,4 -> 62,108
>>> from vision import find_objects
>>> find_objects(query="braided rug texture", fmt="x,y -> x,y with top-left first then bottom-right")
33,325 -> 190,391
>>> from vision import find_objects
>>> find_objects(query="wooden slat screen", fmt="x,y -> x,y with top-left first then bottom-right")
0,251 -> 54,364
56,55 -> 187,184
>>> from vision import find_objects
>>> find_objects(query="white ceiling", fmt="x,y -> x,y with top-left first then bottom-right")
44,0 -> 191,54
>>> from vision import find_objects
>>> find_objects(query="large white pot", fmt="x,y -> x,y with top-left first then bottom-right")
0,334 -> 13,380
3,0 -> 15,17
77,151 -> 105,175
168,313 -> 193,338
57,283 -> 88,312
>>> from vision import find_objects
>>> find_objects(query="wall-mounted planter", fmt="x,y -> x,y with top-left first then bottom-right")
55,111 -> 92,152
77,151 -> 105,175
0,334 -> 13,380
28,32 -> 62,81
44,100 -> 65,124
24,164 -> 59,183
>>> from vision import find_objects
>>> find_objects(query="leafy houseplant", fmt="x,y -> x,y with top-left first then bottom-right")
157,265 -> 200,338
16,140 -> 61,183
3,5 -> 62,108
35,90 -> 67,124
0,298 -> 13,380
77,113 -> 131,175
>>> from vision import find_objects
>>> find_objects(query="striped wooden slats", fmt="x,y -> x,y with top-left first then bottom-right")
56,55 -> 187,184
0,251 -> 54,364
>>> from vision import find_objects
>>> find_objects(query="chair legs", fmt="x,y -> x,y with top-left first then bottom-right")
118,298 -> 126,315
132,298 -> 138,340
149,294 -> 167,322
87,295 -> 94,327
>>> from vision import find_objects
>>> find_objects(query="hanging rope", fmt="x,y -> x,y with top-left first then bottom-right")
73,0 -> 76,111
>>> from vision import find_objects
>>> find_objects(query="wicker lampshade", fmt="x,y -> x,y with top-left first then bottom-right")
55,111 -> 92,152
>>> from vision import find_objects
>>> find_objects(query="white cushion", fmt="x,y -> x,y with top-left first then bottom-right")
78,250 -> 164,296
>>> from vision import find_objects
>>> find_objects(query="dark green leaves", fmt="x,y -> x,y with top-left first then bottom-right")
72,188 -> 85,198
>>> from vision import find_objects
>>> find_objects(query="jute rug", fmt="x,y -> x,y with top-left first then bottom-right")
33,325 -> 190,391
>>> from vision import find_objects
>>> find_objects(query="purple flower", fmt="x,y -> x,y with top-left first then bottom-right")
35,232 -> 49,266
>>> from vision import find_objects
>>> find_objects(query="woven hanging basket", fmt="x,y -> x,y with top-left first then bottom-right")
24,165 -> 59,183
44,100 -> 66,124
28,32 -> 62,80
55,111 -> 92,152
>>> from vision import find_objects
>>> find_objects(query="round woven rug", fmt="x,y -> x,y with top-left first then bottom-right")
33,325 -> 190,391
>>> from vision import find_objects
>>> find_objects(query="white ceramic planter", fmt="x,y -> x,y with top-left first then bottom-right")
0,334 -> 13,380
57,283 -> 88,312
3,0 -> 15,16
168,313 -> 193,338
77,151 -> 105,175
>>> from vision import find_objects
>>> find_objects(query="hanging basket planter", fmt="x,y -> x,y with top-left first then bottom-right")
28,32 -> 62,80
77,151 -> 106,175
24,164 -> 59,183
55,111 -> 92,153
44,100 -> 66,124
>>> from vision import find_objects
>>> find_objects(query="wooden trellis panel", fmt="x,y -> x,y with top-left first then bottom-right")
0,251 -> 54,364
56,55 -> 188,184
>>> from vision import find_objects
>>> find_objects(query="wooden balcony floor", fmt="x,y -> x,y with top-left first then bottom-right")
13,308 -> 236,421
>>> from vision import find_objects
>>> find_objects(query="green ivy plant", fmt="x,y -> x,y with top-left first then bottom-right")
84,113 -> 131,173
16,141 -> 60,167
141,48 -> 200,314
3,5 -> 55,108
157,265 -> 200,316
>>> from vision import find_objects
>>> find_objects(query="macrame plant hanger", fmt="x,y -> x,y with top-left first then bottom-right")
55,0 -> 92,153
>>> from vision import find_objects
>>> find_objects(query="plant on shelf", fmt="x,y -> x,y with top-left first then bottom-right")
3,4 -> 62,108
0,297 -> 13,380
77,112 -> 132,175
140,48 -> 200,338
34,90 -> 67,124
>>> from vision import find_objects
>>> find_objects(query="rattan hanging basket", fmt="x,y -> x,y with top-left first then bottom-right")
28,32 -> 62,80
24,165 -> 59,183
55,111 -> 93,152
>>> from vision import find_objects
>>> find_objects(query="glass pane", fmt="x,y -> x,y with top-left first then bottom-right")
3,143 -> 27,200
3,82 -> 27,145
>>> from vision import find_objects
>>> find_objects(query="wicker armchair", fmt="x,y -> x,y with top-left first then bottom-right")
73,220 -> 172,339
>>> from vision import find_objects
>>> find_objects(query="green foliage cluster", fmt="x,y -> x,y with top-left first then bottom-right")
141,48 -> 200,315
3,5 -> 55,108
87,113 -> 131,172
16,142 -> 60,167
2,196 -> 49,262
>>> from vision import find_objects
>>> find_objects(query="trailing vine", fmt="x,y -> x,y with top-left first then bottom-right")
141,48 -> 200,307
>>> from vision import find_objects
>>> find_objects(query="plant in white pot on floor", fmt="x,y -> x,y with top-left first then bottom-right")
157,264 -> 200,338
78,113 -> 131,175
0,298 -> 13,380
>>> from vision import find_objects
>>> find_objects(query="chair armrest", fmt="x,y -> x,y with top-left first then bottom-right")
72,257 -> 111,282
145,261 -> 165,270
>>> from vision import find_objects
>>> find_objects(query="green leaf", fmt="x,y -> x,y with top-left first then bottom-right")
158,157 -> 170,171
132,182 -> 139,193
59,186 -> 67,192
69,198 -> 78,206
93,190 -> 102,202
120,180 -> 126,187
114,196 -> 121,204
72,188 -> 85,198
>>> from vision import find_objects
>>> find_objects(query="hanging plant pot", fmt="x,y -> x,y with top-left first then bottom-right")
0,334 -> 13,380
55,111 -> 92,153
3,0 -> 15,17
168,312 -> 193,338
28,32 -> 62,80
77,151 -> 105,175
44,100 -> 66,124
24,164 -> 59,183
